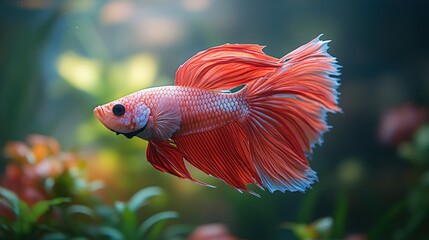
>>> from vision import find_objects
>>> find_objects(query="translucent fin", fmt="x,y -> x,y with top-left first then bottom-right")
175,44 -> 282,90
173,122 -> 262,194
146,140 -> 212,187
244,35 -> 341,192
147,100 -> 181,141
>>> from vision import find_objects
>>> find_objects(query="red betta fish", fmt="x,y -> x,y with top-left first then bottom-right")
94,35 -> 341,195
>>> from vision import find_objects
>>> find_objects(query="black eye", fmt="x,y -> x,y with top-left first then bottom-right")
112,104 -> 125,117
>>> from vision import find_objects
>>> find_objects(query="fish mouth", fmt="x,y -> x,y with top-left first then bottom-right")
93,106 -> 106,119
111,125 -> 147,139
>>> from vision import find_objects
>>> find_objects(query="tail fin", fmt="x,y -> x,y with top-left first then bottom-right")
244,35 -> 341,192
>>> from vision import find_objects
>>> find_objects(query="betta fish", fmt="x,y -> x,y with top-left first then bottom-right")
94,35 -> 341,195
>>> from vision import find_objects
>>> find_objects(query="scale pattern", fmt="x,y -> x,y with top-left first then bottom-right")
138,86 -> 249,137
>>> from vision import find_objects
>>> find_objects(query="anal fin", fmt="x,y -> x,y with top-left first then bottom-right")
146,140 -> 211,187
173,122 -> 262,193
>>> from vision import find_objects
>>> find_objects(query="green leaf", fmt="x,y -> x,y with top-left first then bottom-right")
119,206 -> 137,240
41,232 -> 68,240
29,198 -> 69,222
115,201 -> 126,213
44,178 -> 55,193
0,187 -> 20,216
14,201 -> 31,234
415,124 -> 429,162
162,224 -> 195,239
298,186 -> 320,222
313,217 -> 333,238
95,205 -> 118,224
98,226 -> 124,240
281,222 -> 313,240
128,187 -> 163,212
331,191 -> 347,239
138,211 -> 178,239
66,205 -> 95,219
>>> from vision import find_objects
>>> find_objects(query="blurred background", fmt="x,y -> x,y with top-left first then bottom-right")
1,0 -> 428,239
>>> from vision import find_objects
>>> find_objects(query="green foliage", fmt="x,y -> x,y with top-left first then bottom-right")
114,187 -> 178,240
399,124 -> 429,165
0,187 -> 69,239
0,185 -> 179,239
368,125 -> 429,240
0,187 -> 20,216
128,187 -> 163,212
392,125 -> 429,239
331,191 -> 347,239
282,217 -> 333,240
0,135 -> 183,239
138,211 -> 179,239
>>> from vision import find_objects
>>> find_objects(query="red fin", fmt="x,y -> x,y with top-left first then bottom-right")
146,140 -> 211,187
173,122 -> 262,194
175,44 -> 282,90
243,35 -> 341,192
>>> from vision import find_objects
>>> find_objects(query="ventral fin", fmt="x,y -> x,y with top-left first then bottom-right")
175,44 -> 283,91
146,140 -> 211,187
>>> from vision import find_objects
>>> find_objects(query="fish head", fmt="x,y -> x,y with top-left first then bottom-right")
93,94 -> 150,139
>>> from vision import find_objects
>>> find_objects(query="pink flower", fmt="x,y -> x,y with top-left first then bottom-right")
188,224 -> 238,240
1,163 -> 47,206
378,104 -> 428,146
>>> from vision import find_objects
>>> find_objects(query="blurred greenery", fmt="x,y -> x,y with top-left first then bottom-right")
1,0 -> 429,239
0,135 -> 183,239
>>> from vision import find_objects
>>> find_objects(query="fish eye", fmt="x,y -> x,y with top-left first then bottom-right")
112,104 -> 125,117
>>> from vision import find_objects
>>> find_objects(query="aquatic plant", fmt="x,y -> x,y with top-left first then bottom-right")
0,135 -> 180,239
371,122 -> 429,240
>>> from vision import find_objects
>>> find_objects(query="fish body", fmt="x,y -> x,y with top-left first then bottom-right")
95,86 -> 248,139
145,86 -> 247,138
94,35 -> 341,195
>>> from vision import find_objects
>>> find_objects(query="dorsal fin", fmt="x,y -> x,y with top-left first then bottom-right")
175,44 -> 283,90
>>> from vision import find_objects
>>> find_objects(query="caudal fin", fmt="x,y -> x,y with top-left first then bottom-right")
244,35 -> 341,192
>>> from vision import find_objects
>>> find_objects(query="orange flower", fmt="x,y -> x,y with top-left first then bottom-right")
1,134 -> 85,208
4,142 -> 33,164
27,134 -> 61,163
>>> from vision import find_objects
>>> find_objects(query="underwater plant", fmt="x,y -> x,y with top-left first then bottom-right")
0,135 -> 181,240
